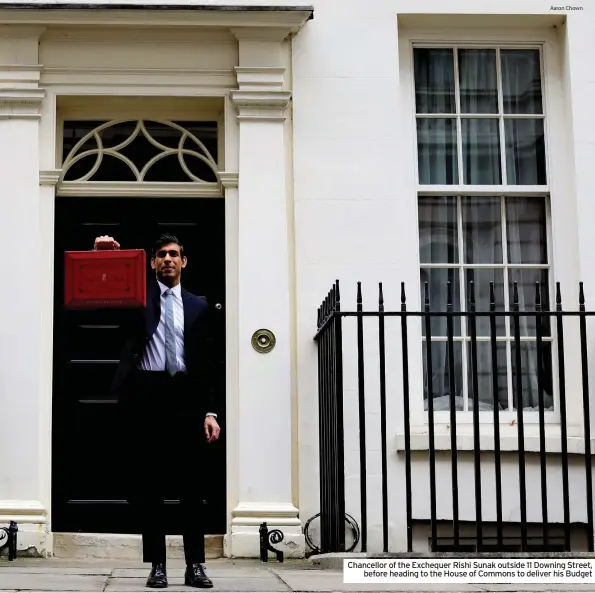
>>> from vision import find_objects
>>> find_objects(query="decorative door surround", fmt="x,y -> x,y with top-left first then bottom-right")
0,8 -> 311,559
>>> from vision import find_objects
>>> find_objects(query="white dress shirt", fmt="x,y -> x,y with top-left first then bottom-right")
139,280 -> 216,418
139,280 -> 186,373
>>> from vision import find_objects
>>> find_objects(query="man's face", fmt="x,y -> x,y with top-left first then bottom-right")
151,242 -> 187,286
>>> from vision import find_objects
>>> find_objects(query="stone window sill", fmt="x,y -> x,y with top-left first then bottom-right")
395,428 -> 592,454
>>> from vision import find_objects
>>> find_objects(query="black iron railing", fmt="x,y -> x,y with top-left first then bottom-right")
314,280 -> 594,554
316,284 -> 346,554
0,521 -> 18,561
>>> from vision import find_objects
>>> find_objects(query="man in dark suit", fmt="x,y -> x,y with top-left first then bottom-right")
94,233 -> 221,589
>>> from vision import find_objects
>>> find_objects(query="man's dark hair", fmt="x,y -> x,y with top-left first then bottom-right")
152,233 -> 185,258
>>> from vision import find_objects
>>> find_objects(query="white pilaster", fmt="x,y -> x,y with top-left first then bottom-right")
0,26 -> 47,556
227,28 -> 303,558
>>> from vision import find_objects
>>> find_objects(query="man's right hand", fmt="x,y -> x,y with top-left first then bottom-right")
94,235 -> 121,250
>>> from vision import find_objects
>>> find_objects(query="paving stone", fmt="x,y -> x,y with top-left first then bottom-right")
4,559 -> 594,592
112,566 -> 269,578
273,570 -> 484,591
0,566 -> 112,575
105,576 -> 289,591
104,578 -> 193,592
208,577 -> 291,591
2,559 -> 142,569
0,573 -> 107,591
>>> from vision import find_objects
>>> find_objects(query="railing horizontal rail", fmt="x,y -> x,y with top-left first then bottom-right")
315,310 -> 595,339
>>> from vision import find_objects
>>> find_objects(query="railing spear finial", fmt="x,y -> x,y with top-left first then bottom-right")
469,280 -> 476,309
535,281 -> 541,310
357,281 -> 363,312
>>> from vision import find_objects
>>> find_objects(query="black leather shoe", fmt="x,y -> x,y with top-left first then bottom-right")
146,563 -> 168,588
185,563 -> 213,588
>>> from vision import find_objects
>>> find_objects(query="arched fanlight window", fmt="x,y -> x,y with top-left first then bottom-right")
60,120 -> 219,184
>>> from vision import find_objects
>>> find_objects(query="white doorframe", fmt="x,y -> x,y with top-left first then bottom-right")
1,8 -> 308,558
39,93 -> 239,552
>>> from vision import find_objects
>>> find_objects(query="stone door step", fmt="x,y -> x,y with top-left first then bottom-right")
52,533 -> 224,560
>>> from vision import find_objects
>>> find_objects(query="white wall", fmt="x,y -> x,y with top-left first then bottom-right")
292,1 -> 595,552
0,0 -> 592,558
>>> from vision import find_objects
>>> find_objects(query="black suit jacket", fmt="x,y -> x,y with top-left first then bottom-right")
111,280 -> 217,416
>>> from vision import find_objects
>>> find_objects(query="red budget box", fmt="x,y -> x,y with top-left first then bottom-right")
64,249 -> 146,309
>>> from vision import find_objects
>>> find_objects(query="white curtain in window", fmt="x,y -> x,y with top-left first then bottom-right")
419,196 -> 551,411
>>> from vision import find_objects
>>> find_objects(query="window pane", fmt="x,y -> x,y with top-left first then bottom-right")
505,119 -> 546,185
508,268 -> 550,337
465,268 -> 506,336
511,342 -> 554,411
63,154 -> 102,182
501,49 -> 543,114
414,48 -> 456,114
89,155 -> 137,182
462,119 -> 502,185
506,198 -> 547,264
423,341 -> 463,409
458,49 -> 498,114
462,197 -> 503,263
467,342 -> 508,410
418,197 -> 458,264
417,118 -> 458,184
420,268 -> 461,336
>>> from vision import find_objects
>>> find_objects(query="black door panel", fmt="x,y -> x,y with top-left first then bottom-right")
52,197 -> 226,534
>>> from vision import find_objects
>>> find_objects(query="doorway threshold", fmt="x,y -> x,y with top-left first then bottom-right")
52,533 -> 223,560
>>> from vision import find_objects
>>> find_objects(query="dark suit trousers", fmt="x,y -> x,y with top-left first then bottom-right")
121,370 -> 206,564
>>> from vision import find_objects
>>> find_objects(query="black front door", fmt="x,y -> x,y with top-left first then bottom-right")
52,197 -> 226,534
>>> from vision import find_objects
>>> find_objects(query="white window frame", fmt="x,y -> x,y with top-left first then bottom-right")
398,24 -> 584,443
420,194 -> 552,414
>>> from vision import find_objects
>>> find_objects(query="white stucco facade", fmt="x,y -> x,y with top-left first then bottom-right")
0,0 -> 593,558
292,1 -> 595,553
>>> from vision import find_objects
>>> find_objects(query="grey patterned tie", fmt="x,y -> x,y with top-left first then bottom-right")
164,289 -> 177,376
